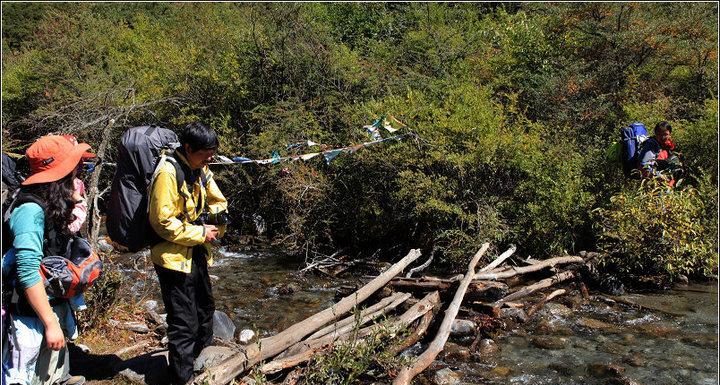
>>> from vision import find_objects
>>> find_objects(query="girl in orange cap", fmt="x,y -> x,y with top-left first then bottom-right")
2,135 -> 91,385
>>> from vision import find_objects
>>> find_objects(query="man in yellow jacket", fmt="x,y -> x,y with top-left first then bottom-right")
148,122 -> 228,385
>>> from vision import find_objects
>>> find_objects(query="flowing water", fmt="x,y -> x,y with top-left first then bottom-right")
124,249 -> 718,384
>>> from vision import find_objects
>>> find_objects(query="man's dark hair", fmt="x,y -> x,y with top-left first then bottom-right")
179,122 -> 219,152
654,121 -> 672,134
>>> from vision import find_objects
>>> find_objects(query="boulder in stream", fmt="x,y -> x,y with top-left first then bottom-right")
529,336 -> 567,350
441,342 -> 471,361
499,307 -> 528,323
477,338 -> 499,355
212,310 -> 236,342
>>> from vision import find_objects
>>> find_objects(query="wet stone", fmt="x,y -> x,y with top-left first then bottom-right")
500,307 -> 528,323
587,363 -> 626,378
490,366 -> 511,377
529,336 -> 567,350
450,319 -> 477,336
538,303 -> 572,317
276,282 -> 302,295
433,368 -> 461,385
239,329 -> 256,344
622,355 -> 645,367
535,319 -> 573,336
579,317 -> 620,333
477,338 -> 499,355
441,342 -> 471,361
548,363 -> 575,376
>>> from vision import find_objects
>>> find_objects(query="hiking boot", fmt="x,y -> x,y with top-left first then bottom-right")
58,375 -> 86,385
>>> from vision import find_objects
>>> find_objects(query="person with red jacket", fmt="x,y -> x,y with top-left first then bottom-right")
638,121 -> 682,186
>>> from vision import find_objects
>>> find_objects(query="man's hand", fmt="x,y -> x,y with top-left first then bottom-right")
45,321 -> 65,351
203,224 -> 219,243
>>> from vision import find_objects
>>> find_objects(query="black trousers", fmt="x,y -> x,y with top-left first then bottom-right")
154,246 -> 215,385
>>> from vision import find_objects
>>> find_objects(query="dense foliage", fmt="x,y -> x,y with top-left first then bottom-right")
2,3 -> 717,278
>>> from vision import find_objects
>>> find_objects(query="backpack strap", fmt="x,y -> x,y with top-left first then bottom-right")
150,152 -> 206,221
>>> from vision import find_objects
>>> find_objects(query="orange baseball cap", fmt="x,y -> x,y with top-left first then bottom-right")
21,135 -> 93,185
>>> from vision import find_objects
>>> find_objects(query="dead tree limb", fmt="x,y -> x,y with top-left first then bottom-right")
478,245 -> 516,273
83,118 -> 115,246
393,243 -> 490,385
193,249 -> 422,385
387,307 -> 435,355
526,289 -> 567,317
497,271 -> 576,303
260,291 -> 441,375
406,249 -> 434,278
475,256 -> 583,280
304,292 -> 411,341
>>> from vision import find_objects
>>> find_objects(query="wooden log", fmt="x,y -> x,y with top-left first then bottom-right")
478,245 -> 516,273
526,289 -> 567,317
260,291 -> 441,375
475,256 -> 583,280
305,292 -> 408,341
386,277 -> 508,302
387,308 -> 435,355
393,243 -> 490,385
284,292 -> 411,356
193,249 -> 422,385
497,271 -> 575,303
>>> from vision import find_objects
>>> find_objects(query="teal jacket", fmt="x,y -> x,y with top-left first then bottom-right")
3,203 -> 45,289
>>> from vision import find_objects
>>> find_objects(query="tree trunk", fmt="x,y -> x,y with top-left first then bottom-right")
474,256 -> 583,280
193,249 -> 422,385
393,243 -> 490,385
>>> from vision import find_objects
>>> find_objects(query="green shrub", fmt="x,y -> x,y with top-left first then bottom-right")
594,178 -> 718,280
77,260 -> 126,330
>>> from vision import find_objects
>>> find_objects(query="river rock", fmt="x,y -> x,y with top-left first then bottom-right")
548,363 -> 575,376
535,319 -> 573,336
239,329 -> 256,344
490,366 -> 511,376
538,303 -> 572,317
450,319 -> 477,336
441,342 -> 470,361
622,355 -> 645,367
276,282 -> 302,295
500,307 -> 528,323
579,317 -> 620,333
109,319 -> 151,334
477,338 -> 499,355
587,363 -> 625,378
433,368 -> 461,385
194,346 -> 235,372
529,336 -> 567,350
212,311 -> 236,342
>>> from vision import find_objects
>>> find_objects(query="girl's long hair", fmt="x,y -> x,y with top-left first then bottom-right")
20,170 -> 76,238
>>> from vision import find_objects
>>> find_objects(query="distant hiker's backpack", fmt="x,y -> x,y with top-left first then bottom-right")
619,122 -> 649,176
106,126 -> 182,251
2,193 -> 103,299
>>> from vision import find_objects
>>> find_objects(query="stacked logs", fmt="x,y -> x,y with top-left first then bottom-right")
191,245 -> 593,385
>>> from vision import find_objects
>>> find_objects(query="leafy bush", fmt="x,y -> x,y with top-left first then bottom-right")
594,178 -> 718,280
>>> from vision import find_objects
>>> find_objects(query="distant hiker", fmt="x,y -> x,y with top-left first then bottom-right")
638,121 -> 683,186
2,135 -> 93,385
148,122 -> 228,385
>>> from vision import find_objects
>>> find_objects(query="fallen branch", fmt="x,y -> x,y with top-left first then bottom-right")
386,277 -> 508,302
475,256 -> 583,280
496,271 -> 576,303
478,245 -> 516,273
194,249 -> 422,385
406,249 -> 434,278
261,291 -> 441,375
393,243 -> 490,385
387,308 -> 435,355
526,289 -> 567,317
304,292 -> 411,341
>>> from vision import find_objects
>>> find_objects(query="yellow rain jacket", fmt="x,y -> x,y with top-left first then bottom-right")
148,151 -> 228,273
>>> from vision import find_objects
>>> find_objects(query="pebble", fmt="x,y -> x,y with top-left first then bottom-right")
500,307 -> 528,323
529,336 -> 567,350
239,329 -> 256,344
490,366 -> 511,377
441,342 -> 470,361
450,319 -> 477,336
433,368 -> 461,385
477,338 -> 499,355
587,363 -> 625,378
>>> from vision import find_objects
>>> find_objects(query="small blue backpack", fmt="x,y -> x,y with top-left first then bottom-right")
619,122 -> 648,176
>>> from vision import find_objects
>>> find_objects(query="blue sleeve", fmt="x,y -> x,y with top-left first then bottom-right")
8,203 -> 45,289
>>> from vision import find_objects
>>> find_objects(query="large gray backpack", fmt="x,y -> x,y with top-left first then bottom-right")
106,126 -> 181,251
